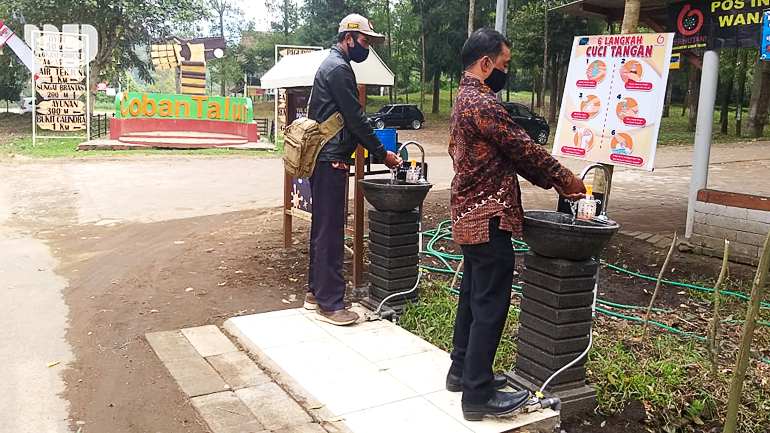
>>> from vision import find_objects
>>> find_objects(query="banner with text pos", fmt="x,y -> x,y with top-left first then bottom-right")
552,33 -> 674,171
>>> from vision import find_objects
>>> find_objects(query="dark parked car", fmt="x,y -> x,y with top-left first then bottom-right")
368,104 -> 425,130
502,102 -> 550,145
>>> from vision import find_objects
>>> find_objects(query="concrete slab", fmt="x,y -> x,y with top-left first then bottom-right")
235,382 -> 313,431
146,330 -> 202,362
190,391 -> 265,433
272,425 -> 329,433
164,357 -> 230,397
181,325 -> 239,357
207,351 -> 272,390
225,310 -> 559,433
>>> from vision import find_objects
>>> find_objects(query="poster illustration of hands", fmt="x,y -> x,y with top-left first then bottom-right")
553,33 -> 674,171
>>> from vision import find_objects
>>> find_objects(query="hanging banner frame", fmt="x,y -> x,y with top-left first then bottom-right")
552,33 -> 674,172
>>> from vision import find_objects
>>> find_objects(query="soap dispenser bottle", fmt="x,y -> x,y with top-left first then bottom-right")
577,185 -> 597,221
406,159 -> 420,183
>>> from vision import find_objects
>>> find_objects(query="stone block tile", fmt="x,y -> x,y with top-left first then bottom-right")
423,390 -> 558,433
647,234 -> 665,244
207,351 -> 271,390
342,396 -> 471,433
694,201 -> 728,217
374,350 -> 452,395
272,425 -> 327,433
747,208 -> 770,224
146,330 -> 202,362
634,232 -> 654,241
230,313 -> 329,350
654,237 -> 674,249
181,325 -> 239,357
334,325 -> 439,363
729,242 -> 759,258
692,222 -> 737,241
191,391 -> 264,433
263,336 -> 370,379
295,363 -> 418,415
165,357 -> 230,397
235,382 -> 313,431
737,230 -> 769,247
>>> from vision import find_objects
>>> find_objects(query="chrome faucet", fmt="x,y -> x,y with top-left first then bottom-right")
396,141 -> 428,183
579,163 -> 612,219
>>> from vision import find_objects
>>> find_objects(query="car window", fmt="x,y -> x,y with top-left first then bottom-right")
409,107 -> 420,116
505,104 -> 520,117
390,106 -> 403,115
376,106 -> 391,114
517,105 -> 534,118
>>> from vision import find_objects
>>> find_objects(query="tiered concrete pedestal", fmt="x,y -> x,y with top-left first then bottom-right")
507,251 -> 599,418
361,209 -> 420,314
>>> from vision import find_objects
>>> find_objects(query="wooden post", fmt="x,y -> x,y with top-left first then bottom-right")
283,171 -> 292,248
353,85 -> 366,287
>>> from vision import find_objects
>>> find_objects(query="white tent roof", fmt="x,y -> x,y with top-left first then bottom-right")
260,48 -> 394,89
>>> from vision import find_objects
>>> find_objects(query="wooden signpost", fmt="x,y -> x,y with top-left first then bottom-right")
32,30 -> 89,142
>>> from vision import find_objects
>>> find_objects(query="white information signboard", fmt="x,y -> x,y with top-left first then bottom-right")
552,33 -> 674,171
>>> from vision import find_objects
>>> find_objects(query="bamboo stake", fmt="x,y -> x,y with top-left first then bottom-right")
723,229 -> 770,433
707,239 -> 730,374
643,233 -> 678,337
450,258 -> 464,292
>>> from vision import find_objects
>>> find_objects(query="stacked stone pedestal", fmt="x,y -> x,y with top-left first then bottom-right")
362,209 -> 420,313
507,251 -> 599,418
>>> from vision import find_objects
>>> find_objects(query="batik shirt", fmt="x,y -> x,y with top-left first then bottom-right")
449,74 -> 574,245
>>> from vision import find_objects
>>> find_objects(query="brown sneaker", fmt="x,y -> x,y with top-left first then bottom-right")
303,292 -> 317,310
314,308 -> 359,326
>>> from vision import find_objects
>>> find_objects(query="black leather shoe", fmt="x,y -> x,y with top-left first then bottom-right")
446,372 -> 508,392
462,390 -> 530,421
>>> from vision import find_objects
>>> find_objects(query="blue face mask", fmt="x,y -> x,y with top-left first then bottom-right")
348,36 -> 369,63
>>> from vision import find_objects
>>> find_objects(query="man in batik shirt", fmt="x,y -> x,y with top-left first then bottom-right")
446,28 -> 586,421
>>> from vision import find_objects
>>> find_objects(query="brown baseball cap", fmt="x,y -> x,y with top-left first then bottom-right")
338,14 -> 385,43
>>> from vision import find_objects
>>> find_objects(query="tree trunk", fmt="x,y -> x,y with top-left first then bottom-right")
735,49 -> 749,136
531,75 -> 535,110
468,0 -> 475,36
662,79 -> 672,117
540,0 -> 549,116
720,50 -> 736,135
536,72 -> 543,108
450,75 -> 454,109
431,70 -> 440,114
745,60 -> 770,138
621,0 -> 641,34
385,0 -> 393,103
419,0 -> 426,112
687,65 -> 701,132
219,11 -> 226,96
548,55 -> 558,125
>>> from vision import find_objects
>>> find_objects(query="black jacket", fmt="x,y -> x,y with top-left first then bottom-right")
308,45 -> 387,165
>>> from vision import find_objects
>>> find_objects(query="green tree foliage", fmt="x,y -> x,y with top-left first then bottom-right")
5,0 -> 207,106
0,49 -> 27,105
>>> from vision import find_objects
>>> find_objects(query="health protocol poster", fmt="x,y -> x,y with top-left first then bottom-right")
553,33 -> 674,171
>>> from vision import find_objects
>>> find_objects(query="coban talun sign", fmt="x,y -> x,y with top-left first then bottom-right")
115,92 -> 253,123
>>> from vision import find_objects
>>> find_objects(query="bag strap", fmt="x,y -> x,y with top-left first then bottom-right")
319,112 -> 345,141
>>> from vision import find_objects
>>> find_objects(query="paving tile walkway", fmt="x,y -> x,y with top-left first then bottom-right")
223,306 -> 558,433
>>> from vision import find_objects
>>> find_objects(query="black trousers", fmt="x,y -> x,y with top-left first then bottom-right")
449,217 -> 515,404
308,162 -> 347,311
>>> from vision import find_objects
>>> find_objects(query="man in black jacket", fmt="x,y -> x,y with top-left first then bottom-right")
304,14 -> 402,326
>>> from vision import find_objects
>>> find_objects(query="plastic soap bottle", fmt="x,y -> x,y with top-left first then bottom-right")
577,185 -> 597,221
406,159 -> 420,183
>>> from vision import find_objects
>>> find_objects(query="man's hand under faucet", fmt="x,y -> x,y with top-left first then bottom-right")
554,175 -> 587,201
384,151 -> 403,169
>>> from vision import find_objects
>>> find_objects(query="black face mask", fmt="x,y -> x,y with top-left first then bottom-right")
484,67 -> 507,93
348,36 -> 370,63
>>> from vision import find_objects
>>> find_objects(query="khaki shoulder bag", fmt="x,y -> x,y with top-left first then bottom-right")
283,89 -> 345,178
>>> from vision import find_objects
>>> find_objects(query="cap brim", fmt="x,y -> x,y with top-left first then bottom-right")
361,30 -> 386,43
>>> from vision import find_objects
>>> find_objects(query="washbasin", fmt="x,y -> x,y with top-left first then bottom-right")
522,210 -> 620,261
359,179 -> 433,213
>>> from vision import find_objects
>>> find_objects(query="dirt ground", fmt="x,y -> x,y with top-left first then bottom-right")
41,184 -> 761,433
